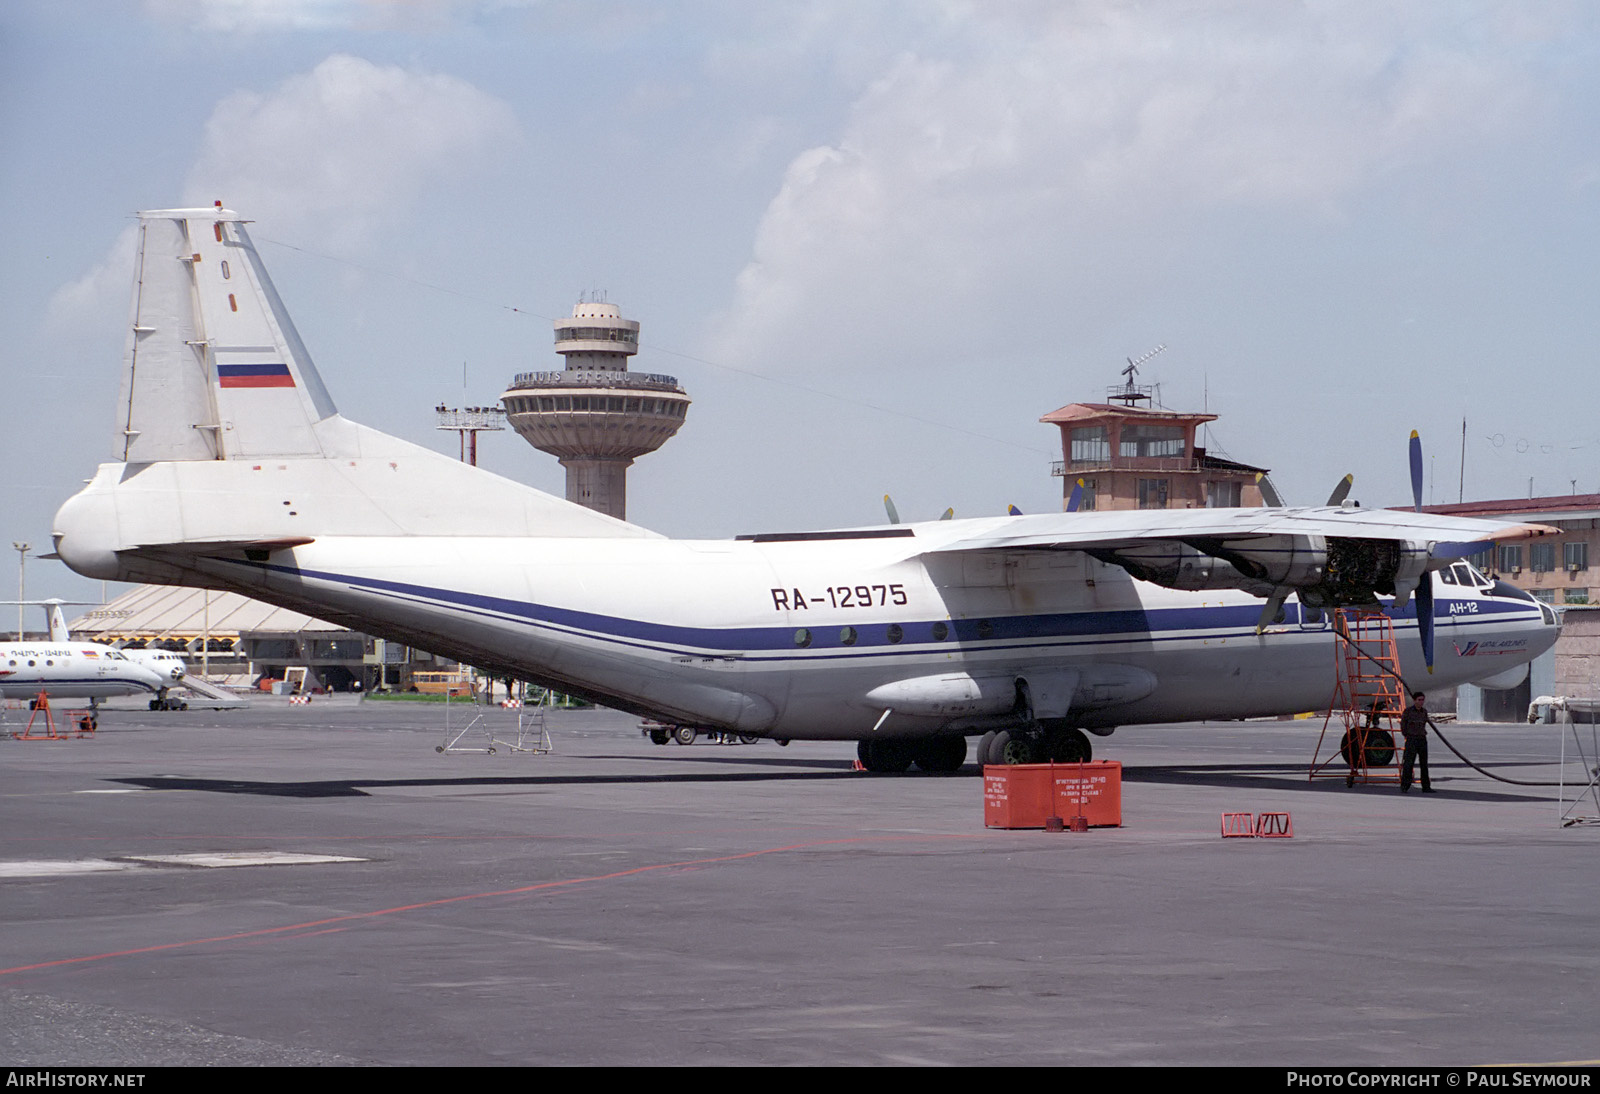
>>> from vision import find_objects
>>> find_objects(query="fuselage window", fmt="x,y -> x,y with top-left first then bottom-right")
838,626 -> 857,646
793,628 -> 812,648
885,624 -> 903,644
931,622 -> 949,641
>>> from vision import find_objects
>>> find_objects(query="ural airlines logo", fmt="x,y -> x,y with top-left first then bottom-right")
218,363 -> 295,389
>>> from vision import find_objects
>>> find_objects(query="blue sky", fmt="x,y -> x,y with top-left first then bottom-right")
5,1 -> 1600,604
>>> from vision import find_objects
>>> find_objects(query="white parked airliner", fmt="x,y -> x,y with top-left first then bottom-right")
0,602 -> 167,719
50,207 -> 1560,770
0,642 -> 166,717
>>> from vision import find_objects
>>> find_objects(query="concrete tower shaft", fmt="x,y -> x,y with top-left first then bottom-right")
500,300 -> 689,520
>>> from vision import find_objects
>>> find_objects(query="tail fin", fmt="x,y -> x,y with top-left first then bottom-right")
121,206 -> 338,462
48,603 -> 69,642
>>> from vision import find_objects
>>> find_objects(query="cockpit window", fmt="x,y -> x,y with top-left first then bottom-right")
1439,567 -> 1457,585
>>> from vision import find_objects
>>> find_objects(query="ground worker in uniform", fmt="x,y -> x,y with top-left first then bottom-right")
1399,690 -> 1435,794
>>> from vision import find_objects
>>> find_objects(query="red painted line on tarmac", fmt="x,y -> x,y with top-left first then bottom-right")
0,834 -> 974,977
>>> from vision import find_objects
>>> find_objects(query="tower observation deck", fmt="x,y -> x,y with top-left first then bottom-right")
499,301 -> 689,520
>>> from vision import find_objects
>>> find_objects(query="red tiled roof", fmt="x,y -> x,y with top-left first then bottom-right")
1403,494 -> 1600,518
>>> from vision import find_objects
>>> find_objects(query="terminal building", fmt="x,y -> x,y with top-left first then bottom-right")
499,300 -> 689,520
69,585 -> 452,694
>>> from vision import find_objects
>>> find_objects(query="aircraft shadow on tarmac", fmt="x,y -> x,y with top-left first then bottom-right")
110,768 -> 866,798
1125,761 -> 1550,803
108,757 -> 1553,801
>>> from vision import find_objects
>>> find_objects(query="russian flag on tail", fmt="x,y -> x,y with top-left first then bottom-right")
219,363 -> 295,389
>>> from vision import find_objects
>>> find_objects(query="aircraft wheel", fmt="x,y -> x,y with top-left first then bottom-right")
738,734 -> 759,745
976,730 -> 999,767
775,739 -> 790,747
856,738 -> 913,774
179,702 -> 189,712
913,736 -> 967,773
674,726 -> 697,746
149,699 -> 161,711
649,729 -> 670,745
1044,727 -> 1093,764
990,729 -> 1038,765
1365,730 -> 1395,767
1339,731 -> 1355,766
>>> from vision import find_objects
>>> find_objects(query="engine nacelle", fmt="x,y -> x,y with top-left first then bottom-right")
1105,533 -> 1432,611
1103,535 -> 1328,598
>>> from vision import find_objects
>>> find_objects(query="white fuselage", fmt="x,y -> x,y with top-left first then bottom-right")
0,643 -> 167,702
181,531 -> 1556,739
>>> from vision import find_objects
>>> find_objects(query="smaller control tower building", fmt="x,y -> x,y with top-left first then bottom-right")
500,301 -> 689,520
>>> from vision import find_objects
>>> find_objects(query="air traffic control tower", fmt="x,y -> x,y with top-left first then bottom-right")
499,301 -> 689,520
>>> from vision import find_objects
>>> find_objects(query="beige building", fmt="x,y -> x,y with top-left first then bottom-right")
1040,401 -> 1270,511
70,585 -> 451,693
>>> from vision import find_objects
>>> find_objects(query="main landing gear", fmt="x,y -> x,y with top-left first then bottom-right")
974,724 -> 1093,767
855,736 -> 968,774
1338,728 -> 1395,767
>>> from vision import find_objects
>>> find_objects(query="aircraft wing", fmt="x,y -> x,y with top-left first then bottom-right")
918,505 -> 1554,555
911,505 -> 1557,614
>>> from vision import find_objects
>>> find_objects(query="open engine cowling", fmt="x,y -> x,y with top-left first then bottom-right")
1097,534 -> 1433,609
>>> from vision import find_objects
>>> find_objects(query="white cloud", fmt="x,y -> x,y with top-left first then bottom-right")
48,54 -> 518,339
44,225 -> 139,342
145,0 -> 368,32
182,53 -> 519,246
709,2 -> 1555,374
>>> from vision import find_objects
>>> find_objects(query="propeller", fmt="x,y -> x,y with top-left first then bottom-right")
1254,475 -> 1353,634
1409,430 -> 1435,674
1066,478 -> 1086,513
1007,504 -> 1023,516
1255,473 -> 1284,508
1326,474 -> 1353,507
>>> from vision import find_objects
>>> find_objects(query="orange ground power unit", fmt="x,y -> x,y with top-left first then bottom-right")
983,762 -> 1123,829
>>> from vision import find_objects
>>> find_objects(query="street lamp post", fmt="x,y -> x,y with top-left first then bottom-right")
12,542 -> 30,640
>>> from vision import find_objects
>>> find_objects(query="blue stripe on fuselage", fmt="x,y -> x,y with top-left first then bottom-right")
221,558 -> 1540,661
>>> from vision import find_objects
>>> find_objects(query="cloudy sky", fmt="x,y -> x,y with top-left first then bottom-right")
4,1 -> 1599,605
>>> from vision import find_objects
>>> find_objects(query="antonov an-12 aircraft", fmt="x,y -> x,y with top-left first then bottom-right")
51,207 -> 1560,771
